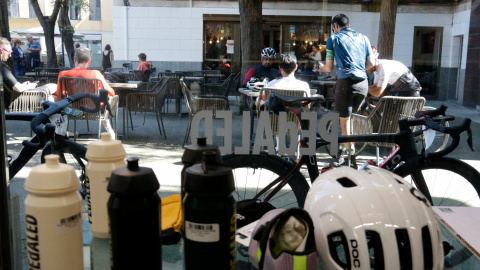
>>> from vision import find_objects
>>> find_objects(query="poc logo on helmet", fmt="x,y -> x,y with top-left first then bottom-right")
350,239 -> 361,267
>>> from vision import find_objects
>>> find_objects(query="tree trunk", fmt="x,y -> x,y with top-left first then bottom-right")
377,0 -> 398,60
59,1 -> 75,68
0,0 -> 14,71
239,0 -> 263,79
30,0 -> 62,68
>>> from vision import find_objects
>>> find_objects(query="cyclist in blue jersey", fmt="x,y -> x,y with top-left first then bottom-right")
318,13 -> 375,162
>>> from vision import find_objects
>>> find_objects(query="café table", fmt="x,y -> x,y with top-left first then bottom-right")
82,205 -> 480,269
108,81 -> 142,137
311,79 -> 336,109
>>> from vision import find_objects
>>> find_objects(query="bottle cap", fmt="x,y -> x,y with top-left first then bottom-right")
107,157 -> 159,195
25,154 -> 80,193
181,137 -> 222,165
86,133 -> 127,160
185,151 -> 234,195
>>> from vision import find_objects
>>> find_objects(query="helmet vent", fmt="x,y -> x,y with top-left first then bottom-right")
337,177 -> 357,188
395,229 -> 413,270
366,230 -> 384,269
422,226 -> 433,269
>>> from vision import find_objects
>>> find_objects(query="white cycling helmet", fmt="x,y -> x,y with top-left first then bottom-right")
261,47 -> 276,59
304,166 -> 444,270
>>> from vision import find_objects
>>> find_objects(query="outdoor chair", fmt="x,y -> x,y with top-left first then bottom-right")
35,67 -> 62,85
125,77 -> 170,139
4,83 -> 48,113
57,76 -> 119,141
105,68 -> 125,73
132,70 -> 149,82
180,78 -> 229,146
203,73 -> 235,98
256,87 -> 308,136
296,74 -> 317,88
350,96 -> 426,162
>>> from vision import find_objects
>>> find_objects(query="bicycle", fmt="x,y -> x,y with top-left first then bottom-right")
7,90 -> 109,197
222,93 -> 480,209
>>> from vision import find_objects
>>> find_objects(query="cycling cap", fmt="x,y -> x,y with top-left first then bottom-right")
261,47 -> 277,58
304,166 -> 444,270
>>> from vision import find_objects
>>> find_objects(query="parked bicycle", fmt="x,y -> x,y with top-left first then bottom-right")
223,93 -> 480,209
8,90 -> 110,197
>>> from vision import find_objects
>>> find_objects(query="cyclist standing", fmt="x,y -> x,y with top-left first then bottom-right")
317,13 -> 375,161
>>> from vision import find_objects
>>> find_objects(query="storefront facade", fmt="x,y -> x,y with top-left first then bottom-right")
111,0 -> 476,107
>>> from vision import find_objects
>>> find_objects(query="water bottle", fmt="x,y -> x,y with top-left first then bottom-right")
183,151 -> 236,270
181,137 -> 222,200
85,132 -> 126,238
24,154 -> 83,270
107,158 -> 162,270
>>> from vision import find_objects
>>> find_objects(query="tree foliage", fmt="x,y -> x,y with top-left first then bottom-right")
29,0 -> 89,68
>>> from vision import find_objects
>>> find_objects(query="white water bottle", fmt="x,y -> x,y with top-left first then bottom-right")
24,154 -> 83,270
86,132 -> 126,238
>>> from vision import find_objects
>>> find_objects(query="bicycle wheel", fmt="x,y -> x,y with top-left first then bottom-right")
222,153 -> 310,208
394,157 -> 480,207
414,106 -> 450,153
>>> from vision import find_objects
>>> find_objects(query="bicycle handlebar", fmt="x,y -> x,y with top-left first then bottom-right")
399,113 -> 473,159
23,90 -> 109,149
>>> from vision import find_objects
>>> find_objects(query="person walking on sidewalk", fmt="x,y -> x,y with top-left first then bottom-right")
101,44 -> 114,71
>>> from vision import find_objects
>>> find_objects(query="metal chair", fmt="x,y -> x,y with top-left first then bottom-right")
257,87 -> 308,136
180,78 -> 229,146
35,67 -> 62,85
57,76 -> 119,141
351,96 -> 426,161
203,73 -> 235,97
125,77 -> 170,139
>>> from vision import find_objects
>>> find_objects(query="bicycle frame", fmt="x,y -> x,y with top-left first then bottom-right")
255,102 -> 472,205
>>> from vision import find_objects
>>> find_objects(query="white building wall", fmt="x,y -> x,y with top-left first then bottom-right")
113,3 -> 465,71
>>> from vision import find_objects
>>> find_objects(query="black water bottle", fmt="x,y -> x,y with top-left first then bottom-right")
181,137 -> 222,200
107,158 -> 162,270
183,151 -> 236,270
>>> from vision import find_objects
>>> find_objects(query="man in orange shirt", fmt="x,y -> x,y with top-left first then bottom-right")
55,46 -> 116,138
56,47 -> 115,99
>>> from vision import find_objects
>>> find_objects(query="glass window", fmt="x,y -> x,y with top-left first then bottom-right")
281,20 -> 330,63
89,0 -> 101,21
8,0 -> 19,18
28,0 -> 36,18
204,22 -> 239,71
70,3 -> 82,20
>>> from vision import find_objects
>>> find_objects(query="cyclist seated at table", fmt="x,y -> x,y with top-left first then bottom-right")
54,47 -> 115,102
368,52 -> 421,98
256,52 -> 311,107
242,47 -> 280,87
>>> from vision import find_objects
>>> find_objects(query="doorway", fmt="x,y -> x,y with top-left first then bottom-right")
411,27 -> 443,98
263,22 -> 281,54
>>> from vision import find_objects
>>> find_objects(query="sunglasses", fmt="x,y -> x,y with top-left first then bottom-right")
0,47 -> 12,56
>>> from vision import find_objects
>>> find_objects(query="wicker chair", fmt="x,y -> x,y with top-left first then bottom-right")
256,87 -> 309,136
351,96 -> 426,161
4,84 -> 48,113
57,76 -> 119,141
124,77 -> 170,139
35,67 -> 62,85
180,78 -> 229,146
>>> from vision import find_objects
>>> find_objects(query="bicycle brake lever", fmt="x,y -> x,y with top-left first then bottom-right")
22,123 -> 56,149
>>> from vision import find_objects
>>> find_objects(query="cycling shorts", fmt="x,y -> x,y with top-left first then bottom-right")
334,78 -> 368,118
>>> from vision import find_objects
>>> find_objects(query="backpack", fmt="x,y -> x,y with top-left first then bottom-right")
107,70 -> 127,83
